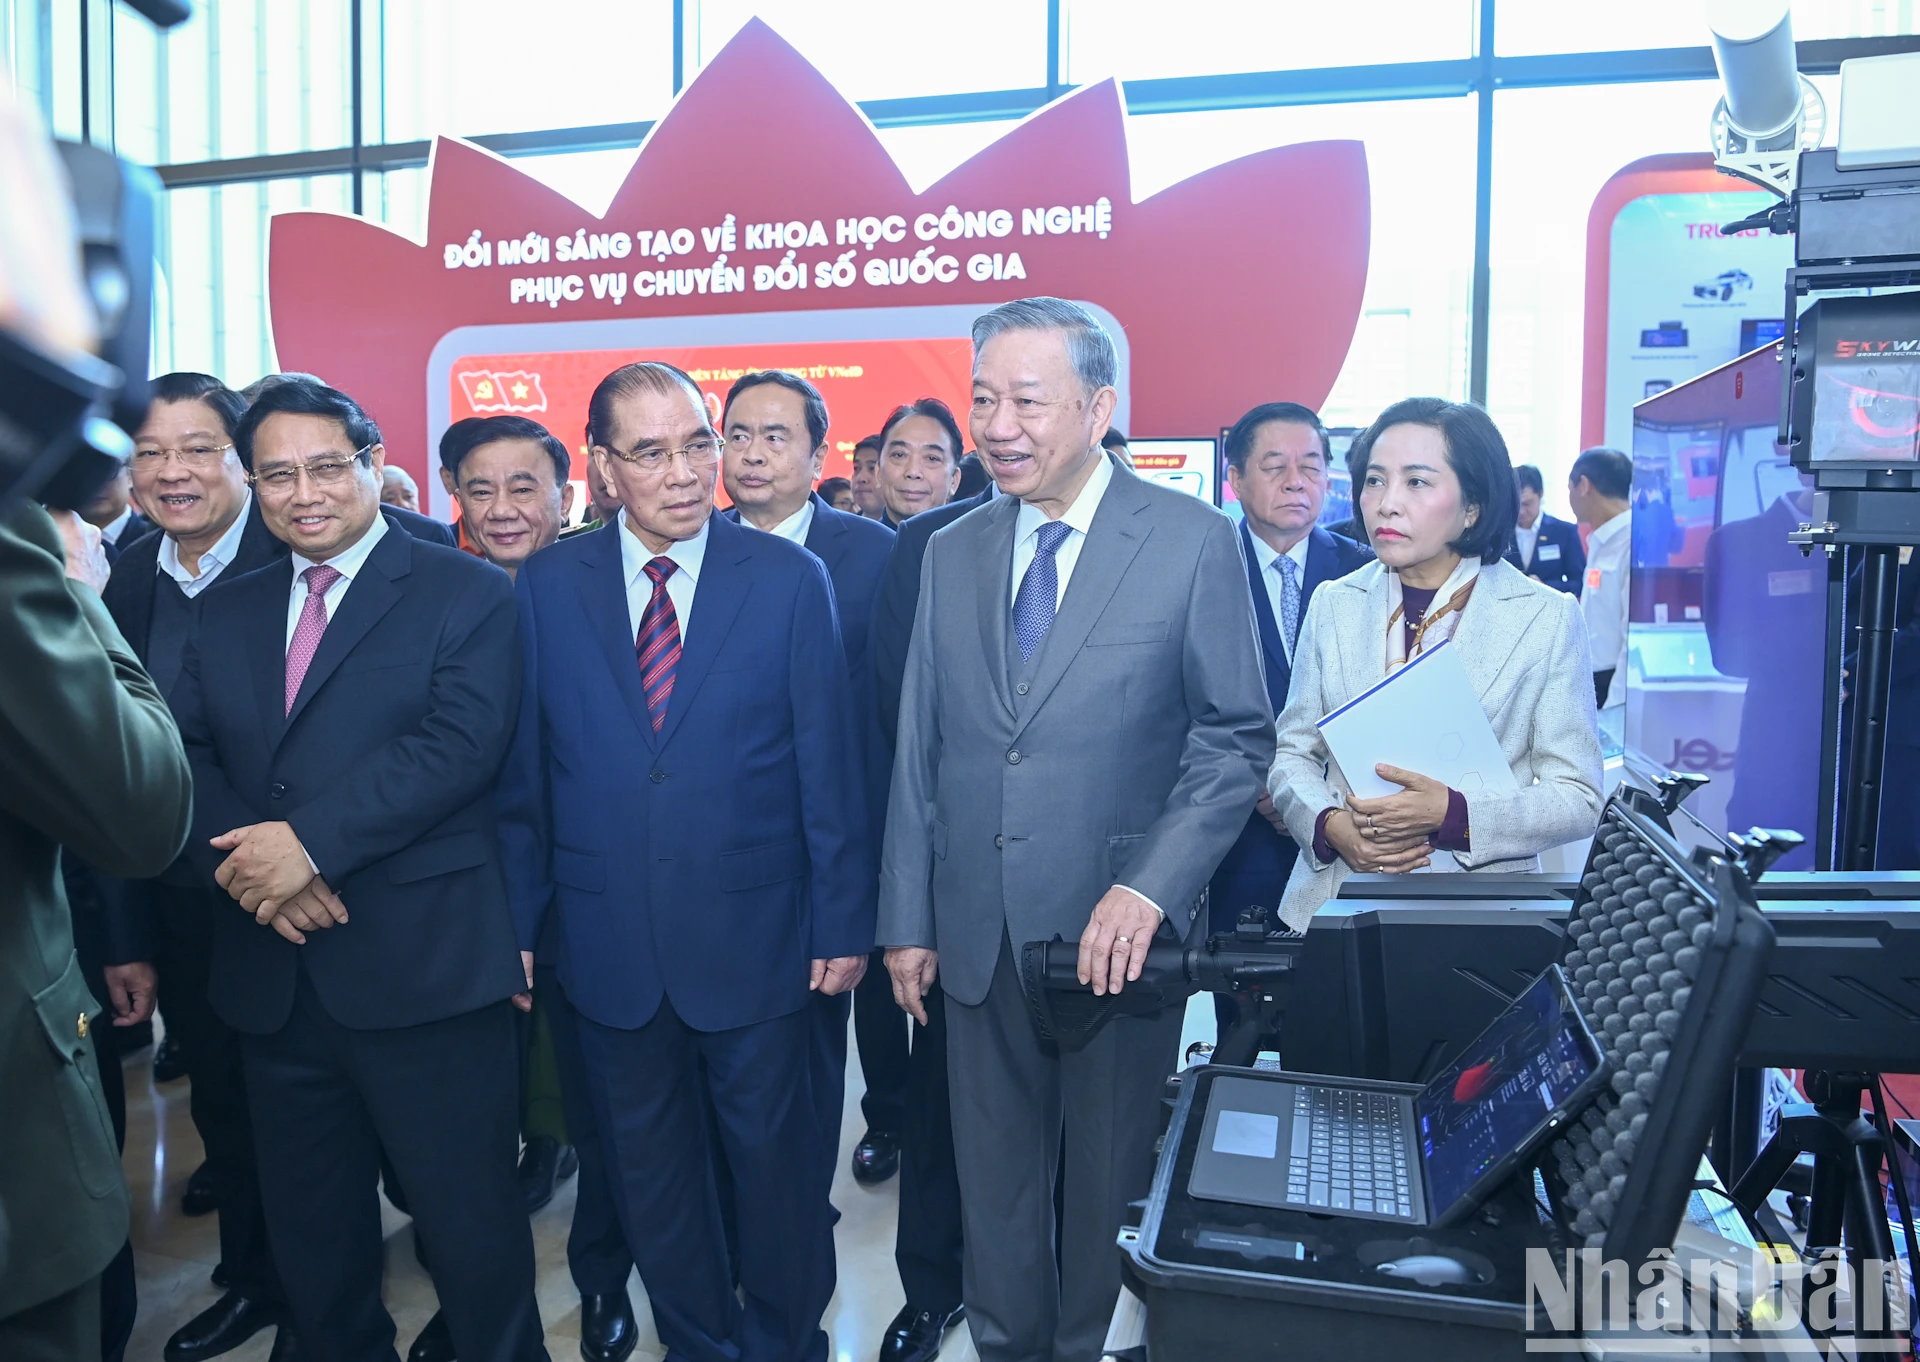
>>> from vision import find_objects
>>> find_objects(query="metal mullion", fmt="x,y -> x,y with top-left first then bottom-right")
154,33 -> 1920,193
1468,0 -> 1495,408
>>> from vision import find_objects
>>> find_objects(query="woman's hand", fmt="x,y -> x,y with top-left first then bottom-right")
1346,765 -> 1450,844
1323,809 -> 1431,874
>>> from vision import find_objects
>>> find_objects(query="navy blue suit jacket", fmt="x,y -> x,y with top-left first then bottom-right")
497,511 -> 874,1032
172,526 -> 526,1034
1209,521 -> 1371,923
1505,513 -> 1586,595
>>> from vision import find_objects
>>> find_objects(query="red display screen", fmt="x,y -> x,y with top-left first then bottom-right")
449,337 -> 977,501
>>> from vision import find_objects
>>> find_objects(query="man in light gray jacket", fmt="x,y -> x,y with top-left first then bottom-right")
879,298 -> 1273,1362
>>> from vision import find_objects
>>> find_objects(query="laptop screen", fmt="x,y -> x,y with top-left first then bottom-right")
1414,967 -> 1600,1216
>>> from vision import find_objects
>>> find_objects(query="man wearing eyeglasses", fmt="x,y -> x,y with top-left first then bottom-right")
498,361 -> 872,1362
99,372 -> 304,1362
169,380 -> 547,1362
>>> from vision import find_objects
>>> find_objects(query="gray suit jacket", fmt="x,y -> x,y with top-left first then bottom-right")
1271,558 -> 1605,929
876,458 -> 1275,1006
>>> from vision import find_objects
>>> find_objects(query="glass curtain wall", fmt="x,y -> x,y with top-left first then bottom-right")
3,0 -> 1917,485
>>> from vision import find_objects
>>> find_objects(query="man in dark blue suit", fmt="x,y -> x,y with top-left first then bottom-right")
720,371 -> 895,1189
1505,464 -> 1585,594
865,478 -> 993,1362
1211,404 -> 1370,972
499,362 -> 872,1362
169,382 -> 545,1362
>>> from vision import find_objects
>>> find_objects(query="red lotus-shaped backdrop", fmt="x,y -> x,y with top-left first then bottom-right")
269,18 -> 1369,494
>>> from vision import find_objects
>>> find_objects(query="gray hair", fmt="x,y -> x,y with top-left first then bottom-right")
970,297 -> 1117,394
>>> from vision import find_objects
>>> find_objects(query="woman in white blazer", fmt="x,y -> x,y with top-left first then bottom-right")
1271,398 -> 1604,929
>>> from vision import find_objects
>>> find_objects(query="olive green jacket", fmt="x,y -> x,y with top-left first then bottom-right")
0,500 -> 191,1318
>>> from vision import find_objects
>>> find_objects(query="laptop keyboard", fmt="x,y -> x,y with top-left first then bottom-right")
1287,1086 -> 1414,1218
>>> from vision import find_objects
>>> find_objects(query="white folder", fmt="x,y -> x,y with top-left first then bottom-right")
1316,639 -> 1517,801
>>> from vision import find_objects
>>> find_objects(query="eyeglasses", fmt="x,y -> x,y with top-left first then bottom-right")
251,445 -> 374,494
599,436 -> 722,476
131,443 -> 234,470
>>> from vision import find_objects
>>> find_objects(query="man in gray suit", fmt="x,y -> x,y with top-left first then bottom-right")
878,298 -> 1274,1362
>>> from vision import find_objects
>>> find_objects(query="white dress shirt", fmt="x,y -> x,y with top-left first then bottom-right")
101,504 -> 137,547
1514,517 -> 1540,571
285,511 -> 389,649
1245,530 -> 1312,664
1009,450 -> 1116,609
1010,451 -> 1161,922
1580,510 -> 1632,708
759,497 -> 815,547
158,492 -> 252,598
620,511 -> 709,642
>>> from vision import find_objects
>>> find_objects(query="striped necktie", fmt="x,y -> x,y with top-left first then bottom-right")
636,557 -> 680,732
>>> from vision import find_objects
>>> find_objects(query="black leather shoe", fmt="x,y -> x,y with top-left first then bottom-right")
406,1311 -> 456,1362
879,1304 -> 965,1362
153,1031 -> 188,1083
851,1129 -> 901,1184
266,1326 -> 303,1362
210,1261 -> 230,1289
579,1291 -> 639,1362
518,1136 -> 578,1214
164,1291 -> 280,1362
181,1160 -> 218,1217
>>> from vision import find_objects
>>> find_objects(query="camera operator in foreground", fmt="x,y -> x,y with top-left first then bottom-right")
1270,398 -> 1604,928
0,71 -> 195,1359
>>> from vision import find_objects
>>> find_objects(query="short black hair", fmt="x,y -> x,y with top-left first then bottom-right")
439,415 -> 570,486
723,370 -> 830,451
879,398 -> 963,464
1223,401 -> 1331,473
1358,397 -> 1518,565
148,372 -> 247,442
1514,463 -> 1545,497
817,476 -> 852,504
852,434 -> 884,460
234,380 -> 381,471
1570,447 -> 1632,501
955,452 -> 989,498
1100,426 -> 1128,453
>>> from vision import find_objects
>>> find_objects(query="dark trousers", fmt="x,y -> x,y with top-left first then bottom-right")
896,980 -> 964,1314
86,1027 -> 134,1362
577,999 -> 830,1362
535,962 -> 635,1297
241,970 -> 544,1362
147,882 -> 284,1308
851,948 -> 908,1134
1593,668 -> 1615,707
0,1274 -> 101,1362
946,936 -> 1184,1362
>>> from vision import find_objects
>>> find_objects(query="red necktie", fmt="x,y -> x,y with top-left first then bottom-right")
636,558 -> 680,732
285,564 -> 342,714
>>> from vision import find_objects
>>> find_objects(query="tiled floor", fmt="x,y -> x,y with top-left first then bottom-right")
122,1026 -> 981,1362
125,998 -> 1216,1362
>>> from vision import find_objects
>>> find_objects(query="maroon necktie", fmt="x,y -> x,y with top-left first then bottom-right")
285,564 -> 342,714
636,558 -> 680,732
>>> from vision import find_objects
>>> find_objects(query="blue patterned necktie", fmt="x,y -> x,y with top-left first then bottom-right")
1278,553 -> 1302,659
1013,520 -> 1074,660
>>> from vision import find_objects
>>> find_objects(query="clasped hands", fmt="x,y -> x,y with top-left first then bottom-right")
1323,763 -> 1449,875
211,821 -> 345,945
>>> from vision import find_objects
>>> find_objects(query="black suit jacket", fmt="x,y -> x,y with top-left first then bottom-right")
97,500 -> 458,957
1504,513 -> 1586,595
171,523 -> 525,1034
871,484 -> 996,751
102,499 -> 455,659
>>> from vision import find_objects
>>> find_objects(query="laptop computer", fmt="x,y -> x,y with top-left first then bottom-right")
1187,965 -> 1608,1228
